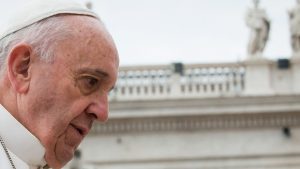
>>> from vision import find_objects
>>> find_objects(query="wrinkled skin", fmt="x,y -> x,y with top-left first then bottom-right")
1,15 -> 119,169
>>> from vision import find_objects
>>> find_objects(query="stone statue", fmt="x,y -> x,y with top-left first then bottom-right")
288,0 -> 300,56
86,1 -> 93,10
245,0 -> 270,58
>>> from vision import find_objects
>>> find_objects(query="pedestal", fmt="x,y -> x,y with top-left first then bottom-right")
291,57 -> 300,94
244,58 -> 274,95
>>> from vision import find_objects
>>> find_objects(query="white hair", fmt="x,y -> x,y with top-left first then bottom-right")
0,15 -> 74,74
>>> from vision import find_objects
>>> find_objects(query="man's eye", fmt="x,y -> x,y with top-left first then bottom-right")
76,75 -> 100,95
86,77 -> 98,87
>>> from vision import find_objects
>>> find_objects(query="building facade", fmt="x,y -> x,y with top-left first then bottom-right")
66,58 -> 300,169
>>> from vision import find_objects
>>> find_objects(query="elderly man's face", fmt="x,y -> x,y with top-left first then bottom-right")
22,16 -> 118,168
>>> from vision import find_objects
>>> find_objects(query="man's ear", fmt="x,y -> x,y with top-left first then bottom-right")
7,43 -> 33,93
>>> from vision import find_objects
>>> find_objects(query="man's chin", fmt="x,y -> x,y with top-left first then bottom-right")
45,147 -> 74,169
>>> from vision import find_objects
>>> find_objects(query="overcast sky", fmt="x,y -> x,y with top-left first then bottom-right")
0,0 -> 297,65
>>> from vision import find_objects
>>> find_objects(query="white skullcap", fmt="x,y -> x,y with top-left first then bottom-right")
0,0 -> 99,40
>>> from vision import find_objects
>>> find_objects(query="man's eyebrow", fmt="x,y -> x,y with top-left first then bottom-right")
95,69 -> 109,78
77,68 -> 109,78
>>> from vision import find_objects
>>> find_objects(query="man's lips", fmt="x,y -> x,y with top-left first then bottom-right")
70,124 -> 90,137
65,124 -> 88,147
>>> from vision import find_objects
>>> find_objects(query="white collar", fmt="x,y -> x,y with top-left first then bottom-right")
0,104 -> 46,167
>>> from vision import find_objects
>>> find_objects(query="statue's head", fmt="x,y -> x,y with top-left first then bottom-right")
86,1 -> 92,10
253,0 -> 259,8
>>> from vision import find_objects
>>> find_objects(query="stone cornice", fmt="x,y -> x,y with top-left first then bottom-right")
109,95 -> 300,118
89,95 -> 300,134
91,111 -> 300,134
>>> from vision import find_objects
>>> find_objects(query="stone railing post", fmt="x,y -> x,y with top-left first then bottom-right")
244,59 -> 273,95
291,58 -> 300,94
169,63 -> 184,98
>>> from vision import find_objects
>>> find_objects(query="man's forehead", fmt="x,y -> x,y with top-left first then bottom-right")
0,0 -> 98,40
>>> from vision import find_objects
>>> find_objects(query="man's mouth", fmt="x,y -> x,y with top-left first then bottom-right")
65,124 -> 89,147
71,124 -> 88,137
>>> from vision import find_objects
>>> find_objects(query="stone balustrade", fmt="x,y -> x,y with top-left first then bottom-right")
109,58 -> 300,101
110,62 -> 246,101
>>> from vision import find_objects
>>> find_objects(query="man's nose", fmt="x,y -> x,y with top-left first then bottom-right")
87,95 -> 108,122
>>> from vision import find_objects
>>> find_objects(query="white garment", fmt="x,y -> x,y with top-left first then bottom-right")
0,105 -> 46,169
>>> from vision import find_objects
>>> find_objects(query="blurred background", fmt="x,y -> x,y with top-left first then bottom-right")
2,0 -> 300,169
